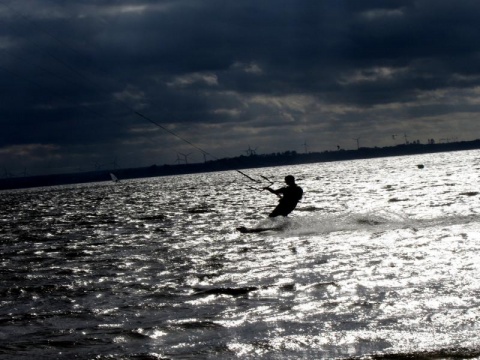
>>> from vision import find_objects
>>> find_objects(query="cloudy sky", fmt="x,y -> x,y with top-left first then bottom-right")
1,0 -> 480,176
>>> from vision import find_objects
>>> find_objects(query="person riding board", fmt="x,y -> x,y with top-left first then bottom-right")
264,175 -> 303,217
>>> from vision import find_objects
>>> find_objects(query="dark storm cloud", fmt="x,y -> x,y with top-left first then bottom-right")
1,0 -> 480,174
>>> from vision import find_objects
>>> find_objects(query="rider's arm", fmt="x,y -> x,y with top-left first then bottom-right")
264,186 -> 283,196
263,186 -> 275,194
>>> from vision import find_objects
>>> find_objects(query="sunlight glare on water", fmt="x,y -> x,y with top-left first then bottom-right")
2,151 -> 480,359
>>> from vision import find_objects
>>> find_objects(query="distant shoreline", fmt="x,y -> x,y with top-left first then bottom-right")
1,140 -> 480,191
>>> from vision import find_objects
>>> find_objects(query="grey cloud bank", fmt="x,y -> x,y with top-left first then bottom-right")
1,0 -> 480,175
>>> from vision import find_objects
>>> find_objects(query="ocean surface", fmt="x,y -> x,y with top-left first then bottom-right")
2,150 -> 480,359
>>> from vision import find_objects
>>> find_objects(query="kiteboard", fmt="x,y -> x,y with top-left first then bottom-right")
236,226 -> 278,233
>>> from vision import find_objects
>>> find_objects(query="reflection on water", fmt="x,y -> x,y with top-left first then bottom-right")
1,151 -> 480,359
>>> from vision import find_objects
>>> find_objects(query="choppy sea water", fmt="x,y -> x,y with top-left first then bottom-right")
2,150 -> 480,359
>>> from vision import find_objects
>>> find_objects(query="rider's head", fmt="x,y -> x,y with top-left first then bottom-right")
285,175 -> 295,185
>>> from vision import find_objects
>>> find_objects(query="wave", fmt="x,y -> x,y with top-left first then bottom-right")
251,210 -> 414,236
244,209 -> 480,237
193,286 -> 259,297
343,346 -> 480,359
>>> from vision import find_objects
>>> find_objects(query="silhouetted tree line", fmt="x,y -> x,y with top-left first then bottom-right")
1,139 -> 480,190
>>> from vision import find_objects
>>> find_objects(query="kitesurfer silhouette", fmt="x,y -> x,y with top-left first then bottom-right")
264,175 -> 303,217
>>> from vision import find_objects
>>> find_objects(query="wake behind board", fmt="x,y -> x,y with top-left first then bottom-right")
236,226 -> 279,234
